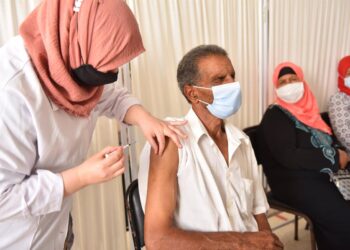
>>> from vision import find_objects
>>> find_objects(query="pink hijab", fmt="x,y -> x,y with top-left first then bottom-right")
19,0 -> 145,116
273,62 -> 332,135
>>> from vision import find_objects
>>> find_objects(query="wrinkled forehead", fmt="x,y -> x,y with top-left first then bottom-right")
197,55 -> 234,78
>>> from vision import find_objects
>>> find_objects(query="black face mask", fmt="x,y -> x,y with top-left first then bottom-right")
71,64 -> 119,87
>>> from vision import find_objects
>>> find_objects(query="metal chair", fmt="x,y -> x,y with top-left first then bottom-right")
243,125 -> 317,250
126,179 -> 145,250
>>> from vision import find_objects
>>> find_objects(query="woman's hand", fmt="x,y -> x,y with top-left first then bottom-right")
61,146 -> 125,196
123,105 -> 187,155
139,115 -> 187,155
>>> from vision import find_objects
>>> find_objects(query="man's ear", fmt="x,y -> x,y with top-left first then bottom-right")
184,84 -> 199,104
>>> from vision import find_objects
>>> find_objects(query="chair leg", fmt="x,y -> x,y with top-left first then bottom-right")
294,215 -> 299,241
310,228 -> 316,250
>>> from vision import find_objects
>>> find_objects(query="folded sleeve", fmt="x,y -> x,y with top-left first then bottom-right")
0,86 -> 64,220
95,83 -> 141,122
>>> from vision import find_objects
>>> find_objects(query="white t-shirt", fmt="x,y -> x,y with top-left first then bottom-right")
139,108 -> 269,233
0,36 -> 140,249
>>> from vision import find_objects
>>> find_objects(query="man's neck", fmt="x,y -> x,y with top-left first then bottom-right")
192,105 -> 229,164
192,106 -> 225,139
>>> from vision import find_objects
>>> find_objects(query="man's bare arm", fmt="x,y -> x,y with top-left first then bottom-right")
144,139 -> 283,250
254,213 -> 272,232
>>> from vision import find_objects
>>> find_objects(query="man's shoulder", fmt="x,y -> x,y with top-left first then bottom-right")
226,123 -> 250,145
227,123 -> 246,135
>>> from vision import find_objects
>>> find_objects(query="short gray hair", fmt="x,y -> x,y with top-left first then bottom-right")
176,45 -> 228,101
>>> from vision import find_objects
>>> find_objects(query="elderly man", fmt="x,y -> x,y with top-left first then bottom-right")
138,45 -> 283,249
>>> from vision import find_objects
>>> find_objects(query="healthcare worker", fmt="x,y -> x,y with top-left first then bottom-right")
0,0 -> 186,249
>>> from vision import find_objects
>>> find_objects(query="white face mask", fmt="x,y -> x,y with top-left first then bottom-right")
276,82 -> 304,103
345,76 -> 350,88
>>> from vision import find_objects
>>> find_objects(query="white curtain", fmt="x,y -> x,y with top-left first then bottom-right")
267,0 -> 350,111
0,0 -> 40,43
126,0 -> 262,157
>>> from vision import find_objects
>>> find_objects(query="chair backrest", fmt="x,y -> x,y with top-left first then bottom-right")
321,112 -> 330,126
126,179 -> 145,250
243,125 -> 261,164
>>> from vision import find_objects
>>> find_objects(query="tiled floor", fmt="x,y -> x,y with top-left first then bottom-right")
268,210 -> 312,250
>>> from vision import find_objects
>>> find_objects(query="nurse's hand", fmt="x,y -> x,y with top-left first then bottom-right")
124,105 -> 187,155
61,146 -> 125,196
78,146 -> 125,185
139,116 -> 187,155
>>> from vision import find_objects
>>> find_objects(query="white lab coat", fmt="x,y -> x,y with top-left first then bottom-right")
0,36 -> 140,249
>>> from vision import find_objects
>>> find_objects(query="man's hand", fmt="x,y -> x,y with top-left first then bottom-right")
242,231 -> 284,250
338,149 -> 349,169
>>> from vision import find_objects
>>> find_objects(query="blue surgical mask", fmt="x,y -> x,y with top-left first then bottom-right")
193,82 -> 242,119
345,77 -> 350,88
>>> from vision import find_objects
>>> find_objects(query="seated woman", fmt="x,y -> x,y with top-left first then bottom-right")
257,62 -> 350,250
329,56 -> 350,154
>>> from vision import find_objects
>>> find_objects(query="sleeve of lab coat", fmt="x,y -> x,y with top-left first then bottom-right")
0,85 -> 64,220
95,83 -> 141,122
